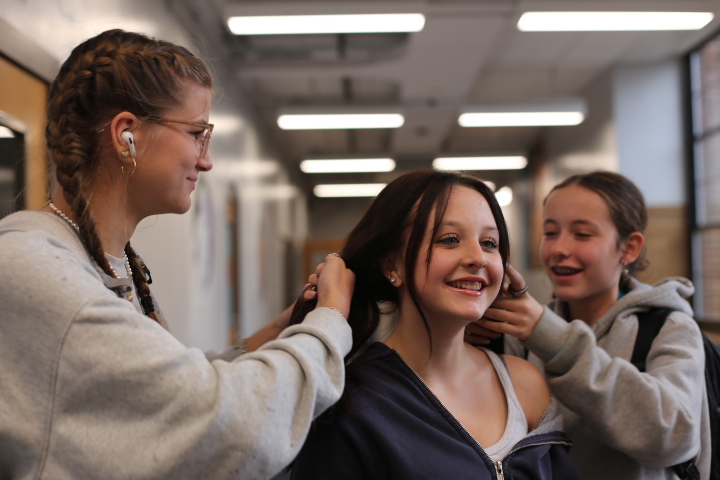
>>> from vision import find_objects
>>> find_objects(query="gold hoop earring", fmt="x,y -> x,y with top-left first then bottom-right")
121,157 -> 136,176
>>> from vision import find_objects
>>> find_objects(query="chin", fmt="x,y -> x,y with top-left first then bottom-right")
173,198 -> 193,215
552,288 -> 581,303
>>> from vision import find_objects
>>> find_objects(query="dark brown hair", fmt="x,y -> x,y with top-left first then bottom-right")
546,170 -> 648,290
291,169 -> 510,360
46,29 -> 213,324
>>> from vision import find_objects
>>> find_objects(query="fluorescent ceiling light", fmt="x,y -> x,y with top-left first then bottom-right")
278,114 -> 404,130
433,156 -> 528,171
0,126 -> 14,138
314,183 -> 386,197
301,158 -> 396,173
518,11 -> 714,31
459,112 -> 584,127
228,13 -> 425,35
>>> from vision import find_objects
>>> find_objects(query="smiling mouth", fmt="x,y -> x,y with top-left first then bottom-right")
551,266 -> 582,276
447,281 -> 486,291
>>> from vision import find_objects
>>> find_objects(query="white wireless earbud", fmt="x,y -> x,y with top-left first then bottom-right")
120,131 -> 136,157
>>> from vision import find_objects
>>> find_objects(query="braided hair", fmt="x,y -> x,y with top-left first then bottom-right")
46,29 -> 213,325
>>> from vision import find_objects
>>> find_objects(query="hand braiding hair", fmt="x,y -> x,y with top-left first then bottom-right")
45,29 -> 212,326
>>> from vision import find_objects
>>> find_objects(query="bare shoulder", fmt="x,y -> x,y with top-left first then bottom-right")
503,355 -> 551,430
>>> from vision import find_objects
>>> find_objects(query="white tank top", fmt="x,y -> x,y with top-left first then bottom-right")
481,348 -> 529,462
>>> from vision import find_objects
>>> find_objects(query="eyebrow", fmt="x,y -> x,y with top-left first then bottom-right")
543,218 -> 599,228
441,220 -> 499,234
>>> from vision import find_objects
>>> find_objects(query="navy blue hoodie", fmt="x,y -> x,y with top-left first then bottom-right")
291,342 -> 580,479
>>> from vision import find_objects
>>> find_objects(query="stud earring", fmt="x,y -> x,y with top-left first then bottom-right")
621,262 -> 630,278
389,276 -> 396,284
121,151 -> 130,158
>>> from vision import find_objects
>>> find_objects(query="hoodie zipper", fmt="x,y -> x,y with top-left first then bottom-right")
394,352 -> 572,479
495,461 -> 504,480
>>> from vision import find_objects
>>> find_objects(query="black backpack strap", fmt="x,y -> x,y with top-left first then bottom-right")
673,460 -> 701,480
700,332 -> 720,480
632,308 -> 704,480
631,307 -> 676,372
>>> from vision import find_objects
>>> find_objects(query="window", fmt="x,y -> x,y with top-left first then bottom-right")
689,33 -> 720,322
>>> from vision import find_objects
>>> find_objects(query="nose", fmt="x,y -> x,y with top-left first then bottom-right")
198,151 -> 213,172
548,232 -> 571,257
462,241 -> 488,269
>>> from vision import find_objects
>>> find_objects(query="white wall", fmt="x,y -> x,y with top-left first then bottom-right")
1,0 -> 306,351
613,61 -> 687,207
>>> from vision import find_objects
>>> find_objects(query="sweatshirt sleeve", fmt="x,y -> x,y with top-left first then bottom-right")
50,299 -> 352,480
523,306 -> 706,467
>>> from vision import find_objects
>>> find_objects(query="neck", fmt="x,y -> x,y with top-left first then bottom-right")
47,185 -> 136,257
384,307 -> 473,381
566,285 -> 620,326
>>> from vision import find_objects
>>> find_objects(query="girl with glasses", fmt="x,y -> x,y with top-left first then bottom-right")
0,29 -> 354,479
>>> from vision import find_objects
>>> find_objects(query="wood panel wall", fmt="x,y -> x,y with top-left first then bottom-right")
635,206 -> 690,285
0,56 -> 48,209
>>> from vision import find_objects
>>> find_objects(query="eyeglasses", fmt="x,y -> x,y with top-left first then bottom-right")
143,118 -> 214,158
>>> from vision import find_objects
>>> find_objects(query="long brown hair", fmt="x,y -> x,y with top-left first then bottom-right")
46,29 -> 213,324
546,170 -> 648,290
290,169 -> 510,360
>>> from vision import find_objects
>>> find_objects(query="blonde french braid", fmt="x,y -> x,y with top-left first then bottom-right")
46,29 -> 212,326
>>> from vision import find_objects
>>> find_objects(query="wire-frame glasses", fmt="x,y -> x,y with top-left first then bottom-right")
144,118 -> 214,158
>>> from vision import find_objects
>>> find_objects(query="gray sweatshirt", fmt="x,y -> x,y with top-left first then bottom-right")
506,277 -> 711,480
0,210 -> 352,480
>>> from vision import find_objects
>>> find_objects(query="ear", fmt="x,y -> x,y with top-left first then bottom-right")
381,254 -> 404,287
621,232 -> 645,265
107,112 -> 140,159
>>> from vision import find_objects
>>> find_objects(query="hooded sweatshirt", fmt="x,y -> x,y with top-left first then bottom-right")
505,277 -> 711,480
0,210 -> 351,480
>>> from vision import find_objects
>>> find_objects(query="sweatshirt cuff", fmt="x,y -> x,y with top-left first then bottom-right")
523,306 -> 572,363
281,307 -> 353,356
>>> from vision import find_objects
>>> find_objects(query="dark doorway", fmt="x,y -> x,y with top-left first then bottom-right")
0,114 -> 26,219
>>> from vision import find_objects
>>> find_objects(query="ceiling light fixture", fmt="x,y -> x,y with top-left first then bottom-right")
433,156 -> 528,171
517,11 -> 714,32
300,158 -> 396,173
228,13 -> 425,35
278,113 -> 404,130
459,98 -> 586,127
459,112 -> 584,127
314,183 -> 386,197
